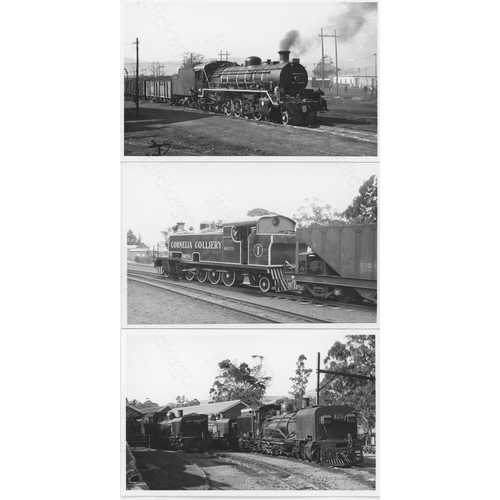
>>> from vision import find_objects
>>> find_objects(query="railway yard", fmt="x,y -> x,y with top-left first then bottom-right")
128,447 -> 376,491
127,263 -> 377,325
123,93 -> 377,157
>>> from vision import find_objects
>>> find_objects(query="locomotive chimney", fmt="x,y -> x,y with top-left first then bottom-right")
200,220 -> 210,230
301,396 -> 310,409
176,222 -> 185,231
177,409 -> 183,417
278,50 -> 290,63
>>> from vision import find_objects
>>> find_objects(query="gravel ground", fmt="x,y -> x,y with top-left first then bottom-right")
123,99 -> 377,157
129,448 -> 376,491
126,268 -> 377,325
127,280 -> 258,325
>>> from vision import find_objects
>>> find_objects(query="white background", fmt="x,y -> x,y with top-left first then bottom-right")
2,1 -> 499,499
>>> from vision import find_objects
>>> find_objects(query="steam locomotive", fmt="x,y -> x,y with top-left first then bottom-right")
209,399 -> 363,466
154,215 -> 377,303
140,400 -> 362,466
145,410 -> 211,452
125,50 -> 324,125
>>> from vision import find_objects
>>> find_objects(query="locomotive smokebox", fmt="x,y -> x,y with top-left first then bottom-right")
301,396 -> 310,409
278,50 -> 291,63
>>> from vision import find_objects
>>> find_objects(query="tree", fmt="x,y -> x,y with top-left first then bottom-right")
127,229 -> 147,247
160,224 -> 194,243
293,197 -> 344,227
181,52 -> 205,68
174,395 -> 200,407
320,335 -> 375,437
312,55 -> 338,79
341,175 -> 378,224
247,208 -> 277,217
148,61 -> 165,77
209,358 -> 272,408
289,354 -> 313,409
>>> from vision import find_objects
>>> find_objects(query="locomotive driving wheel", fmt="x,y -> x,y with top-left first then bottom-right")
222,268 -> 236,287
185,271 -> 195,281
242,101 -> 253,119
196,270 -> 208,283
258,276 -> 272,293
223,99 -> 233,115
232,99 -> 243,117
163,266 -> 171,278
253,106 -> 262,120
208,270 -> 221,285
281,111 -> 291,125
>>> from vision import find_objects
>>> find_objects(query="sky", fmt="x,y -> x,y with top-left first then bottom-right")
122,162 -> 379,248
125,330 -> 369,405
123,1 -> 378,76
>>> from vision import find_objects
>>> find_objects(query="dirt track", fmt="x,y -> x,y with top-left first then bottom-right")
123,96 -> 377,157
129,448 -> 376,491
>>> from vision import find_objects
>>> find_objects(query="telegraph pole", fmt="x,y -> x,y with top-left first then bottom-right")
334,29 -> 339,96
374,52 -> 377,83
134,37 -> 139,117
219,50 -> 230,61
318,30 -> 340,95
320,28 -> 325,92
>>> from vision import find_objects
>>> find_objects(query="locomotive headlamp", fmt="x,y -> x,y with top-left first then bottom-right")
302,105 -> 308,113
272,217 -> 280,226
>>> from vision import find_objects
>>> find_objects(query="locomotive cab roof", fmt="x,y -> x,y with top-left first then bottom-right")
222,214 -> 296,233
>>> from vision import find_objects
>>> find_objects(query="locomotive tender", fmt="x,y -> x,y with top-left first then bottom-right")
155,215 -> 377,303
125,50 -> 323,125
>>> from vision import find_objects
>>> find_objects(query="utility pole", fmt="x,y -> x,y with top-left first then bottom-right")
374,52 -> 377,84
316,351 -> 375,407
334,29 -> 339,96
134,37 -> 139,117
318,30 -> 340,95
320,28 -> 325,93
219,50 -> 230,61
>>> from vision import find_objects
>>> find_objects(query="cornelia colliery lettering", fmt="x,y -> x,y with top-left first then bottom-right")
125,50 -> 325,125
155,214 -> 377,303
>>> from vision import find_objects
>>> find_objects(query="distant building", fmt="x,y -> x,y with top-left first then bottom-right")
332,73 -> 377,89
135,400 -> 249,419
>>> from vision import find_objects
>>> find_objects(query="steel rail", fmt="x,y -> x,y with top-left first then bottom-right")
127,272 -> 329,324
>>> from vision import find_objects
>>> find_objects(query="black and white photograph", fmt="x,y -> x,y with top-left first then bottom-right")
123,1 -> 378,157
123,162 -> 378,326
123,331 -> 377,492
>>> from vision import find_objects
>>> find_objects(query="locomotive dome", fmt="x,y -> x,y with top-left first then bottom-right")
245,56 -> 262,66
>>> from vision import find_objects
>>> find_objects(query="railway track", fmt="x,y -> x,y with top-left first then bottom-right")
128,266 -> 376,314
137,104 -> 377,143
214,452 -> 320,490
128,271 -> 330,324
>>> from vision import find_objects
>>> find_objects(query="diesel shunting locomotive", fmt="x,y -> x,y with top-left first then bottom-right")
125,50 -> 324,125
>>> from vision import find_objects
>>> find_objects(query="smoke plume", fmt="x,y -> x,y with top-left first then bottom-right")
279,29 -> 313,55
329,2 -> 377,41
